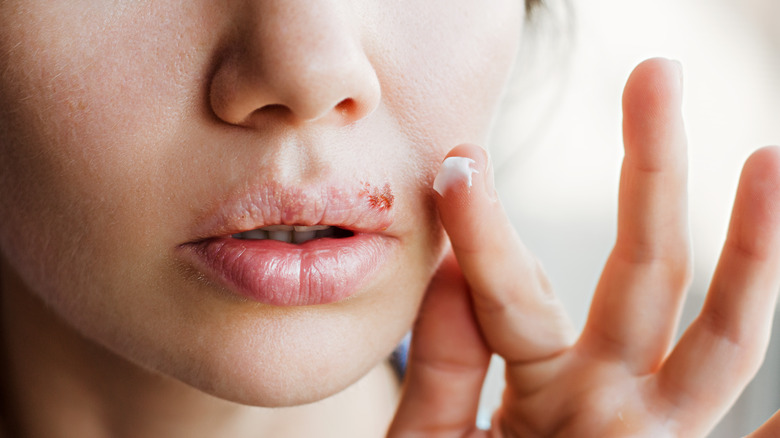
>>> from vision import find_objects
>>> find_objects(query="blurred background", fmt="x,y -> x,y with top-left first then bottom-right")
481,0 -> 780,435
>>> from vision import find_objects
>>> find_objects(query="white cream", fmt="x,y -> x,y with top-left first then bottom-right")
433,156 -> 479,196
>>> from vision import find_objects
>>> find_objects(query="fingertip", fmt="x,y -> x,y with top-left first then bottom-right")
623,57 -> 683,113
739,146 -> 780,208
433,143 -> 503,256
743,145 -> 780,182
433,156 -> 479,199
624,58 -> 683,103
730,146 -> 780,260
622,58 -> 687,170
433,143 -> 494,200
444,143 -> 488,163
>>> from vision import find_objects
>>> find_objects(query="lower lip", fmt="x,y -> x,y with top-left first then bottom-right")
180,234 -> 395,306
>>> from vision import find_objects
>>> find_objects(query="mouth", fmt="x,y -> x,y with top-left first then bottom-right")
231,225 -> 354,244
178,182 -> 398,307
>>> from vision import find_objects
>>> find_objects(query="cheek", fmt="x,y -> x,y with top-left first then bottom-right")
0,1 -> 210,295
372,0 -> 525,157
356,0 -> 524,256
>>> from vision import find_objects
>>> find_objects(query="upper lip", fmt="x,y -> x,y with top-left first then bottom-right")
187,180 -> 395,242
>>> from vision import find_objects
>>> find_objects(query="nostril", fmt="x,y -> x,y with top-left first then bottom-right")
260,103 -> 288,113
253,100 -> 357,125
335,98 -> 357,118
254,103 -> 291,120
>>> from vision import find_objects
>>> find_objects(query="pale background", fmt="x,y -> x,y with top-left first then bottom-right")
481,0 -> 780,435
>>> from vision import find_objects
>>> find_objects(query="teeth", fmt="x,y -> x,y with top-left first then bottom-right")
242,229 -> 268,240
260,225 -> 293,232
318,227 -> 335,238
250,225 -> 331,232
232,225 -> 339,244
293,225 -> 330,232
293,230 -> 316,243
267,230 -> 293,243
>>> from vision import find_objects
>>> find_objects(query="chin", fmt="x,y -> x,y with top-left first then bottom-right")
151,234 -> 441,407
171,339 -> 388,407
123,285 -> 414,408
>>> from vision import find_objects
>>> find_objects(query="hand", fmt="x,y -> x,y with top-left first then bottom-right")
388,58 -> 780,437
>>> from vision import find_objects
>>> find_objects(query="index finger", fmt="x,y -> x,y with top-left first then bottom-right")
434,144 -> 576,365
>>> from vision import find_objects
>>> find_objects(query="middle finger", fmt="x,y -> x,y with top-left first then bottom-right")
582,58 -> 692,374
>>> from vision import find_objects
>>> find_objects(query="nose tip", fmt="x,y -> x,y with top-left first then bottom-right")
208,2 -> 381,128
257,59 -> 381,124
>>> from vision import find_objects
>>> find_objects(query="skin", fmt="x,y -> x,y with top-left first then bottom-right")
0,0 -> 521,437
390,61 -> 780,437
1,2 -> 780,438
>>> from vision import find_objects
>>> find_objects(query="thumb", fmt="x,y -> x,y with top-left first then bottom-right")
387,253 -> 492,437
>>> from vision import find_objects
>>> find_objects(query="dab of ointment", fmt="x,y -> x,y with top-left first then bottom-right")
433,156 -> 479,196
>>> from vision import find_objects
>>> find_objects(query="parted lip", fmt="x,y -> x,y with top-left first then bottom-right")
185,180 -> 396,242
177,180 -> 399,306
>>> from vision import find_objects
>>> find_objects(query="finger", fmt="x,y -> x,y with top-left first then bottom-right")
746,409 -> 780,438
657,146 -> 780,434
582,58 -> 692,373
388,253 -> 491,437
434,143 -> 576,366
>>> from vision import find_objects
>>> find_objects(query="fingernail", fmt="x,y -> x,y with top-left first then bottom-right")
433,156 -> 479,196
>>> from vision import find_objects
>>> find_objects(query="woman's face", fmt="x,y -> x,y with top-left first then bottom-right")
0,1 -> 524,405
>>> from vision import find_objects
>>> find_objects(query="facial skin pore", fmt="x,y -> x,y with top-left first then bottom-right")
0,0 -> 524,435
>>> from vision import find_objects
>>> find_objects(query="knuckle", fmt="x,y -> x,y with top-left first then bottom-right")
612,239 -> 692,288
697,309 -> 767,376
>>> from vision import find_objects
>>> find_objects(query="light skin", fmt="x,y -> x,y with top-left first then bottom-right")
0,2 -> 779,438
392,61 -> 780,437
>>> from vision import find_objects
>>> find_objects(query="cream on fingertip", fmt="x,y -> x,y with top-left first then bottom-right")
433,156 -> 479,196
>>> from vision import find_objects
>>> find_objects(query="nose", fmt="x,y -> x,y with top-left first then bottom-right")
209,1 -> 381,127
